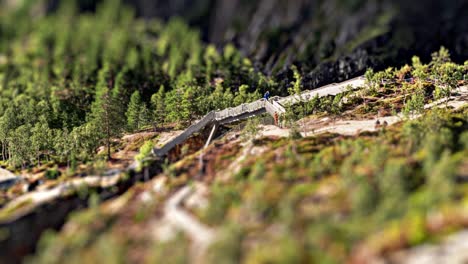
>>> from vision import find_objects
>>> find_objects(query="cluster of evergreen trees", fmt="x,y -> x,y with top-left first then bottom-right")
0,0 -> 276,168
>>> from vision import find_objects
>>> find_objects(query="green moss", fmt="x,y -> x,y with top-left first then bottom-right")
0,198 -> 34,221
44,167 -> 61,180
146,233 -> 190,264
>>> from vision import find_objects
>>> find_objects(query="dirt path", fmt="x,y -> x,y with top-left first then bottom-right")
165,186 -> 215,262
386,230 -> 468,264
151,184 -> 215,264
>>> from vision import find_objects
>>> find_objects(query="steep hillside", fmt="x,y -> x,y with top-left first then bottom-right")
79,0 -> 468,86
0,0 -> 467,263
1,52 -> 467,262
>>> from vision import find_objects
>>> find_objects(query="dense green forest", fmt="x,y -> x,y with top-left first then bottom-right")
0,0 -> 276,168
0,0 -> 466,170
0,1 -> 467,263
1,0 -> 466,170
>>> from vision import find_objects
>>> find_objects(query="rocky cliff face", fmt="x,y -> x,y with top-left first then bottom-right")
63,0 -> 468,87
126,0 -> 467,86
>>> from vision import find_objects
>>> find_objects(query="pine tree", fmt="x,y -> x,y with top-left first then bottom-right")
234,84 -> 249,106
0,117 -> 9,161
181,86 -> 196,123
431,46 -> 451,67
223,88 -> 234,108
289,65 -> 302,96
138,104 -> 152,129
165,89 -> 183,125
10,125 -> 32,169
54,128 -> 72,168
412,56 -> 428,80
210,80 -> 225,110
204,44 -> 220,84
89,63 -> 123,160
150,85 -> 166,128
31,116 -> 53,165
0,107 -> 19,161
111,68 -> 128,130
126,90 -> 142,131
126,47 -> 139,70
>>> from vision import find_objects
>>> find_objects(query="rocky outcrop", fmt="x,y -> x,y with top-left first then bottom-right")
122,0 -> 467,86
43,0 -> 467,89
0,168 -> 19,190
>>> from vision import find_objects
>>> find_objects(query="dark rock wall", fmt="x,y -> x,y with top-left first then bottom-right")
55,0 -> 468,87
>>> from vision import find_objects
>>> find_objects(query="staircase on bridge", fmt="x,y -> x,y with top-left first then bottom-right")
152,99 -> 285,157
152,76 -> 365,157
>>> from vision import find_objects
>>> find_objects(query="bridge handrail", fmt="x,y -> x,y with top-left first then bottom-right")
215,99 -> 266,121
153,76 -> 365,157
277,76 -> 365,105
153,111 -> 216,157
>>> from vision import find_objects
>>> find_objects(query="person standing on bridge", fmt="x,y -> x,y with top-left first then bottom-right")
264,90 -> 270,100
